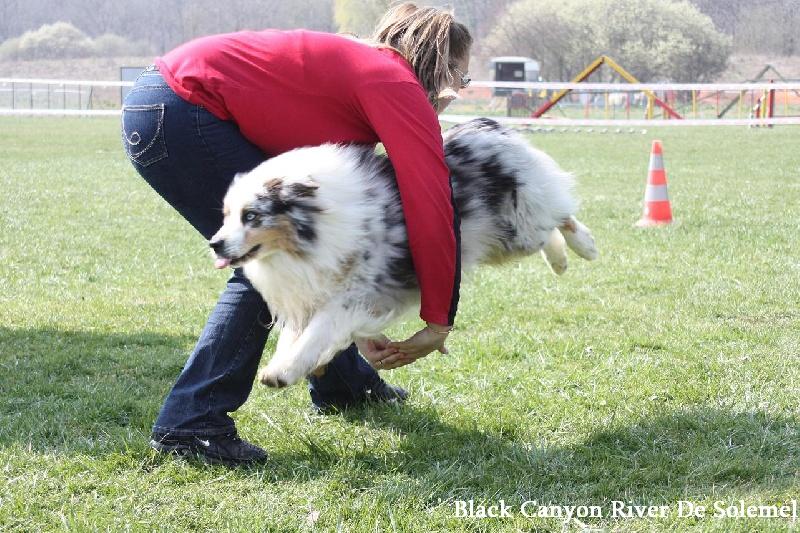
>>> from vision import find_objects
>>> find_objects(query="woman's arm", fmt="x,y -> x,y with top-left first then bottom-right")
356,80 -> 461,327
356,80 -> 460,365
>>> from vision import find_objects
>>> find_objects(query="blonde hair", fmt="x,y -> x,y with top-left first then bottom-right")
371,3 -> 472,106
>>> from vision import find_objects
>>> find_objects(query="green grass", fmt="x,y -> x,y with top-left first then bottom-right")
1,117 -> 799,531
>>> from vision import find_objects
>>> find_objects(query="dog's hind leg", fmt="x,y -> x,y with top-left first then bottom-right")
559,216 -> 599,261
541,229 -> 568,275
258,303 -> 357,388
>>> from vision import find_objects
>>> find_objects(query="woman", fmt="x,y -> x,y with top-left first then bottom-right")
122,3 -> 472,466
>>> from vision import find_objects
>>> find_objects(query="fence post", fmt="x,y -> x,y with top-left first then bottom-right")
625,92 -> 630,119
768,80 -> 775,129
738,90 -> 744,118
784,89 -> 789,117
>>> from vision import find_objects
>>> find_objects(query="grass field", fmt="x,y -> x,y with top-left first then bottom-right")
0,117 -> 798,531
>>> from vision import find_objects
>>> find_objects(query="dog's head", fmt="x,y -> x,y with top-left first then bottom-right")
210,165 -> 321,269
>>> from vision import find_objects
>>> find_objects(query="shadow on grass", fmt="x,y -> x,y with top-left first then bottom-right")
0,326 -> 194,452
263,403 -> 799,501
1,325 -> 797,501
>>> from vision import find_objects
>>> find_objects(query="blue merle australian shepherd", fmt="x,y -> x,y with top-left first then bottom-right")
210,118 -> 598,387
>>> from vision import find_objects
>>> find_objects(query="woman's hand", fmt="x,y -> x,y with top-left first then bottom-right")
357,323 -> 451,371
435,93 -> 457,114
386,322 -> 450,364
356,335 -> 410,370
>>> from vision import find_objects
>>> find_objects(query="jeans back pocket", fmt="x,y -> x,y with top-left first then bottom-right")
121,104 -> 167,167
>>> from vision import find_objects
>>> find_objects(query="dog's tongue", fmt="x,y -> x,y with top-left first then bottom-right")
214,257 -> 231,269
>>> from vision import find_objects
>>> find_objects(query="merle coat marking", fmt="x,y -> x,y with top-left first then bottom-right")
210,119 -> 598,387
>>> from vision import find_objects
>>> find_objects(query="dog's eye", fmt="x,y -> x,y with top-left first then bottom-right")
242,210 -> 258,224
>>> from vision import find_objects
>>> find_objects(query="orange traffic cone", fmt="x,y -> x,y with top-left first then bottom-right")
636,140 -> 673,226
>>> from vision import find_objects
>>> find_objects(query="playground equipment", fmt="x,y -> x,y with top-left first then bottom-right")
750,81 -> 777,127
717,64 -> 800,119
532,55 -> 682,120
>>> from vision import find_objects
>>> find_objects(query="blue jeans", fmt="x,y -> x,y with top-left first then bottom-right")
122,68 -> 385,437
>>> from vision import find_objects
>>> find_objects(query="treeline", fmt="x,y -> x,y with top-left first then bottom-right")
0,0 -> 512,54
0,0 -> 797,80
0,0 -> 337,55
692,0 -> 798,56
486,0 -> 732,82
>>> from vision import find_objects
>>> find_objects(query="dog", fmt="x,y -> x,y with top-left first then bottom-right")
210,118 -> 598,387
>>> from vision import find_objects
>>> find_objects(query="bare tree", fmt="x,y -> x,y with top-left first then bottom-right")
0,0 -> 20,41
689,0 -> 749,35
689,0 -> 799,56
333,0 -> 391,36
0,0 -> 336,55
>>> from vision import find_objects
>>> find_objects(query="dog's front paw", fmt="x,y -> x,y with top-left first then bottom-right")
258,362 -> 307,388
258,367 -> 290,388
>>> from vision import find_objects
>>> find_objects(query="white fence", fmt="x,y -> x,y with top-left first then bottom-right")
1,78 -> 799,126
0,77 -> 131,113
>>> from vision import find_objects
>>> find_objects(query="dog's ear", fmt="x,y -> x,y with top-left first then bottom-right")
258,176 -> 318,209
285,176 -> 319,199
256,177 -> 285,207
263,177 -> 284,193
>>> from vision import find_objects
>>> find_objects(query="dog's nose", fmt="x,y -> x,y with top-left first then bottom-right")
209,239 -> 225,254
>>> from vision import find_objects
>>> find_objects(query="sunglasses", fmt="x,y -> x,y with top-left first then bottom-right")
452,66 -> 471,89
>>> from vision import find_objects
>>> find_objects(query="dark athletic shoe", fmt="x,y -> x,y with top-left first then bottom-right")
367,379 -> 409,404
311,378 -> 409,414
150,432 -> 268,467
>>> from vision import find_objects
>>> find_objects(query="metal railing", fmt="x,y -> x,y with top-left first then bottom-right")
1,78 -> 799,126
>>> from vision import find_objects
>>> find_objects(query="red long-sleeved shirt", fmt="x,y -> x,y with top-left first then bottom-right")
156,30 -> 460,325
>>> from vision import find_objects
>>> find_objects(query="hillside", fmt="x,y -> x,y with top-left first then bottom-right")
0,56 -> 154,80
717,54 -> 800,81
